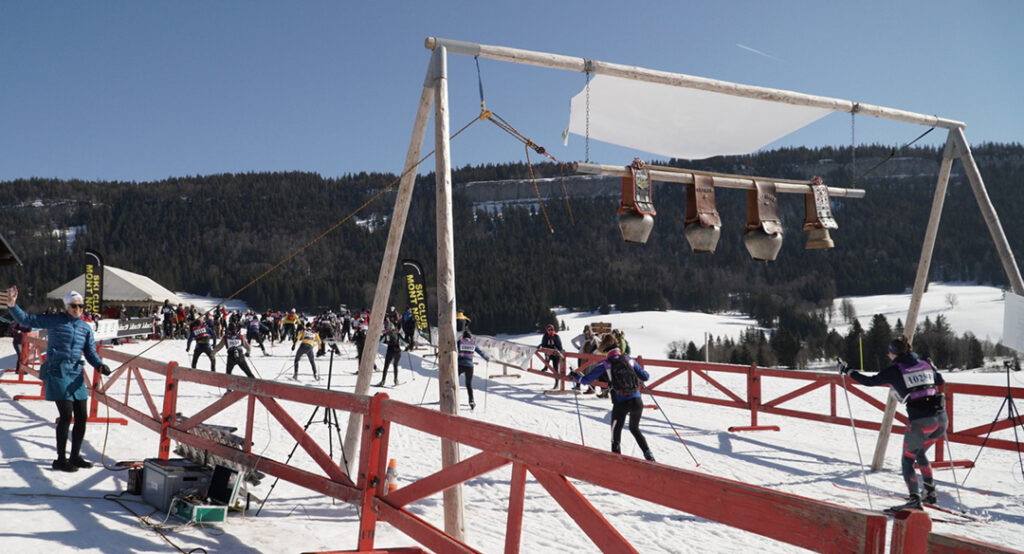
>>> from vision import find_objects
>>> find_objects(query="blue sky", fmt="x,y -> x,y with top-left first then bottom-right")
1,1 -> 1020,182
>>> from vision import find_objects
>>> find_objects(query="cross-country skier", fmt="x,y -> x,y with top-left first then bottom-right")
842,336 -> 946,512
282,308 -> 300,342
456,329 -> 490,410
245,314 -> 270,356
573,334 -> 655,461
291,321 -> 321,380
186,316 -> 217,372
213,323 -> 255,379
376,319 -> 407,386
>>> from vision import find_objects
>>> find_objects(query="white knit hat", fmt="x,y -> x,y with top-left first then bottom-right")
63,290 -> 84,307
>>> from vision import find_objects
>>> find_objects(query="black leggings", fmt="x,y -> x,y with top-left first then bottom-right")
55,399 -> 88,461
225,350 -> 255,378
294,344 -> 317,377
192,345 -> 216,371
458,364 -> 475,403
610,397 -> 650,454
382,349 -> 402,383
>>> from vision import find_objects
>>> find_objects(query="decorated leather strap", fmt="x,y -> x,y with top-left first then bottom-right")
802,176 -> 838,231
686,174 -> 722,228
745,180 -> 782,235
619,158 -> 656,216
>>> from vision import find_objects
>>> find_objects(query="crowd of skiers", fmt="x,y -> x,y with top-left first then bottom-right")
165,302 -> 424,382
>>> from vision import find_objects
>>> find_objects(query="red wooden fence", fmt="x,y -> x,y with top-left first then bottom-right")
3,335 -> 1018,554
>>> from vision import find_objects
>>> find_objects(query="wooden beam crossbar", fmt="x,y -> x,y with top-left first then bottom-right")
177,390 -> 246,432
691,367 -> 745,404
760,379 -> 829,410
385,451 -> 509,508
258,396 -> 350,483
131,365 -> 161,421
531,467 -> 636,553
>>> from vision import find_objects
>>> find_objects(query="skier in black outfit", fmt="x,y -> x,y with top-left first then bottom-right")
213,324 -> 255,378
376,320 -> 406,386
245,315 -> 270,356
457,329 -> 490,410
573,333 -> 655,461
186,317 -> 217,372
538,323 -> 565,389
843,336 -> 947,512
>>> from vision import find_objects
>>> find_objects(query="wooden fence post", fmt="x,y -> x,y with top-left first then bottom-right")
357,393 -> 391,552
158,361 -> 179,460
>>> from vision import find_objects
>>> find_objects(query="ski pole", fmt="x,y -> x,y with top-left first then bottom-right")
642,384 -> 699,467
419,362 -> 434,405
572,374 -> 585,446
942,431 -> 965,506
484,361 -> 489,412
837,358 -> 874,511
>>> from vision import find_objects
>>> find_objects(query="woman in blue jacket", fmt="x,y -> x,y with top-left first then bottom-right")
3,287 -> 110,472
574,334 -> 655,462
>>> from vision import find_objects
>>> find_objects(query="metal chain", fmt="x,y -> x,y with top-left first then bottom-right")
850,103 -> 859,186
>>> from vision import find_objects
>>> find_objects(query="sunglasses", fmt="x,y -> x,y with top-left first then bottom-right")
68,304 -> 84,309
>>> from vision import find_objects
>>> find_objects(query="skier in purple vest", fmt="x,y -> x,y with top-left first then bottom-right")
842,335 -> 946,511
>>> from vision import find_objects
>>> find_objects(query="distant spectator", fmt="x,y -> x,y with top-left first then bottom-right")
538,323 -> 565,389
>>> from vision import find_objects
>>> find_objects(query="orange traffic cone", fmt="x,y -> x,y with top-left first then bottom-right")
385,458 -> 398,494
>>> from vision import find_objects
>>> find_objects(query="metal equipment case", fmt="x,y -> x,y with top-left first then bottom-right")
142,458 -> 210,513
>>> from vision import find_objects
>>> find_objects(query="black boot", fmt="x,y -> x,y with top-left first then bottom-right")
643,450 -> 656,462
885,493 -> 923,514
52,459 -> 78,472
70,456 -> 93,469
923,483 -> 937,504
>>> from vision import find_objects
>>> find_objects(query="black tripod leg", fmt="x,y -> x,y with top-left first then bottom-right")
255,406 -> 321,516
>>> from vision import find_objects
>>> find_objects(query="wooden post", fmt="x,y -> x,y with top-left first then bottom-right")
575,162 -> 866,198
158,361 -> 179,460
433,45 -> 466,541
871,132 -> 957,471
342,59 -> 436,475
952,128 -> 1024,295
424,37 -> 965,131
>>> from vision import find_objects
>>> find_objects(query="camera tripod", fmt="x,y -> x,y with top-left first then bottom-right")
962,360 -> 1024,485
256,347 -> 349,515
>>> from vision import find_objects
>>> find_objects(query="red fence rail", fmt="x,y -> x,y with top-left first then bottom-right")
528,348 -> 1024,464
4,335 -> 1019,553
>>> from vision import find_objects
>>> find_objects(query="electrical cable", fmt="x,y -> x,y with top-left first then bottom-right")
93,113 -> 482,395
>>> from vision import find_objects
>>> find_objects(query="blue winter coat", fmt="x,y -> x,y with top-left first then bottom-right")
10,305 -> 104,401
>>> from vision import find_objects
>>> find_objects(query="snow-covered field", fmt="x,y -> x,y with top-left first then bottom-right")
0,284 -> 1021,553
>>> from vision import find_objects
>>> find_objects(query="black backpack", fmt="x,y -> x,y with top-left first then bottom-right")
608,356 -> 639,396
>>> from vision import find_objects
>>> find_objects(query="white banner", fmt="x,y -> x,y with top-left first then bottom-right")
475,336 -> 537,370
1003,291 -> 1024,352
564,75 -> 832,160
93,319 -> 121,341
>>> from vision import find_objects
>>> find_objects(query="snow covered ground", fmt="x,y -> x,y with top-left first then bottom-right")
0,283 -> 1021,553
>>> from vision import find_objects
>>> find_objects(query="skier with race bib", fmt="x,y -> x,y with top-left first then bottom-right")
842,335 -> 947,512
573,333 -> 655,462
456,329 -> 490,410
213,323 -> 255,379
